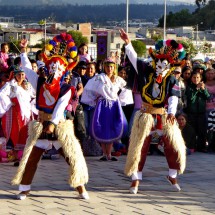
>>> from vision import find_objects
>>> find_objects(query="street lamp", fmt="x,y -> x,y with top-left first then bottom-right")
196,22 -> 203,48
196,24 -> 198,45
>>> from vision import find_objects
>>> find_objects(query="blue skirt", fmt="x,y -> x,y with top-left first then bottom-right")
91,99 -> 128,143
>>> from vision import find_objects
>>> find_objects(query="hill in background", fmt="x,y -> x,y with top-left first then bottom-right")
0,0 -> 195,5
0,4 -> 196,24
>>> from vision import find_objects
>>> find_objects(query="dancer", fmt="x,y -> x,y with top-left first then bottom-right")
120,29 -> 186,194
81,58 -> 127,161
11,33 -> 89,200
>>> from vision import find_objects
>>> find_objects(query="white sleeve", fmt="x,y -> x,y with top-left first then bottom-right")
20,52 -> 32,69
20,53 -> 38,90
51,90 -> 71,125
125,43 -> 138,73
167,96 -> 178,115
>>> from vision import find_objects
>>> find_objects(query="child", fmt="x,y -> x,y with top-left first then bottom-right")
78,43 -> 91,63
185,71 -> 210,152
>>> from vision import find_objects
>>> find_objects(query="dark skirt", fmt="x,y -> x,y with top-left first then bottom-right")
91,99 -> 127,143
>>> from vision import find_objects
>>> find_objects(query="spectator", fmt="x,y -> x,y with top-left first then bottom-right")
118,66 -> 134,149
30,59 -> 38,73
176,113 -> 196,154
173,66 -> 186,114
83,62 -> 96,136
76,61 -> 88,86
205,68 -> 215,114
78,43 -> 91,63
185,71 -> 210,152
207,109 -> 215,152
96,60 -> 103,74
182,66 -> 192,86
0,43 -> 10,72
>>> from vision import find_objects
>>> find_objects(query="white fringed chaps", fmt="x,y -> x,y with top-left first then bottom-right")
11,120 -> 89,188
124,112 -> 186,176
124,111 -> 154,176
162,114 -> 186,174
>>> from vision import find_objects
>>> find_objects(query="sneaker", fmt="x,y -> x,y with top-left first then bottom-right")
78,192 -> 90,200
129,186 -> 138,194
17,190 -> 30,200
166,176 -> 181,191
99,156 -> 108,161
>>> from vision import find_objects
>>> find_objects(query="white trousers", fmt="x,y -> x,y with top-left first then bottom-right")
19,139 -> 62,192
131,168 -> 178,181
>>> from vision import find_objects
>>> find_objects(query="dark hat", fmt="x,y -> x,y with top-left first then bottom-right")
193,63 -> 206,71
77,61 -> 87,69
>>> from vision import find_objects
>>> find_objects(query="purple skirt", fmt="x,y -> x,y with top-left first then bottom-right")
91,99 -> 128,143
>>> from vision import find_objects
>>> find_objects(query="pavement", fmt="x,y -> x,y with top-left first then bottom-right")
0,152 -> 215,215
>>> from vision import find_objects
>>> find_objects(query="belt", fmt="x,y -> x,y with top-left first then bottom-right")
141,102 -> 165,115
38,111 -> 52,122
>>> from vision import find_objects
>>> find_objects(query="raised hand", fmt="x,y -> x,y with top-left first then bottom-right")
119,28 -> 130,44
20,39 -> 28,48
166,113 -> 176,125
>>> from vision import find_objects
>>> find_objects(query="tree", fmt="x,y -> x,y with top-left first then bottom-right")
67,30 -> 88,48
131,40 -> 146,57
8,36 -> 21,54
179,39 -> 197,57
196,0 -> 207,8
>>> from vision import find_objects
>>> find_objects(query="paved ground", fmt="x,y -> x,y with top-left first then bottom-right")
0,152 -> 215,215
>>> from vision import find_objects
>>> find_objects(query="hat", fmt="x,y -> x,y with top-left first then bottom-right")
104,57 -> 115,64
37,61 -> 45,69
77,61 -> 87,69
193,63 -> 206,71
13,65 -> 25,74
174,67 -> 182,73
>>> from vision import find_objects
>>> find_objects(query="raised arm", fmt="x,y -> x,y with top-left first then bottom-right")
119,28 -> 138,73
19,39 -> 38,90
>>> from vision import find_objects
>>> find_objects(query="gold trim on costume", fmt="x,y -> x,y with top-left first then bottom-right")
142,68 -> 175,105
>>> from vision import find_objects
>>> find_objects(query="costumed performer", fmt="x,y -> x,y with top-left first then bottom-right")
0,66 -> 32,166
11,33 -> 89,200
119,28 -> 186,194
81,58 -> 127,161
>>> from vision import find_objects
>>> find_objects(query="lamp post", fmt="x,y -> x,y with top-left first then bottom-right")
196,24 -> 199,48
163,0 -> 167,40
126,0 -> 129,34
44,18 -> 47,45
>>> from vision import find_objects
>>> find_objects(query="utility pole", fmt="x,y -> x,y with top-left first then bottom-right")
44,19 -> 47,45
163,0 -> 167,40
126,0 -> 129,34
196,24 -> 198,46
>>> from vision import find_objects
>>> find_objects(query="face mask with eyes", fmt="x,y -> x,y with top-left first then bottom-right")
155,59 -> 170,78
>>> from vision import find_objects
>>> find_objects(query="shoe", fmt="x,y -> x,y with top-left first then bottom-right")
166,176 -> 181,191
17,190 -> 30,200
110,156 -> 118,161
99,156 -> 108,161
129,186 -> 138,194
78,192 -> 90,200
13,161 -> 20,167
